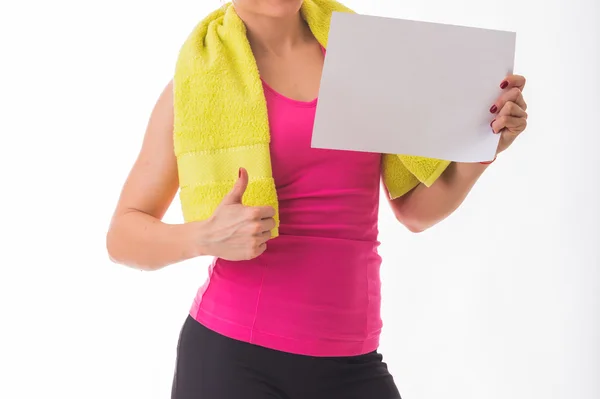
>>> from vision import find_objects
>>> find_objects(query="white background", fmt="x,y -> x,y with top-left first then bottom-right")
1,0 -> 598,398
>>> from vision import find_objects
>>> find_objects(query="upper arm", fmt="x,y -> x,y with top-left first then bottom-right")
110,80 -> 179,221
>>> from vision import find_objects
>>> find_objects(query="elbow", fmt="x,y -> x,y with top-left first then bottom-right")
390,197 -> 433,233
105,231 -> 162,272
404,222 -> 428,234
105,230 -> 121,265
393,210 -> 432,234
399,218 -> 429,233
105,230 -> 130,268
395,211 -> 450,233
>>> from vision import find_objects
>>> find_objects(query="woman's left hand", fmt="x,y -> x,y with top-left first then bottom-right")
489,74 -> 528,154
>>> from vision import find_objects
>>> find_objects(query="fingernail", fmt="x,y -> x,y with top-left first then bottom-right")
490,119 -> 495,132
500,80 -> 508,89
489,104 -> 498,114
238,168 -> 242,178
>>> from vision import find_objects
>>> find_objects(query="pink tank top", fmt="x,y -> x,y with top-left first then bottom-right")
190,61 -> 384,357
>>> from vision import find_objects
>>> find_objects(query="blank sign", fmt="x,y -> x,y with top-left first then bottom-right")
312,12 -> 516,163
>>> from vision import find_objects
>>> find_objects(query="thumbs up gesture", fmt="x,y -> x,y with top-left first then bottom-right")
200,168 -> 276,261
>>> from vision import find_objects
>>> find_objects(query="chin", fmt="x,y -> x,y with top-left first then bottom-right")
239,0 -> 304,18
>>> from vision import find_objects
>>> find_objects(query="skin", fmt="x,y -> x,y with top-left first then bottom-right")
105,0 -> 528,270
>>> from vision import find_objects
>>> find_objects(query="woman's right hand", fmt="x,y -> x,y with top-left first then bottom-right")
196,167 -> 276,261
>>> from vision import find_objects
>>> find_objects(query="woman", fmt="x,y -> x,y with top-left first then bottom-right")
106,1 -> 528,398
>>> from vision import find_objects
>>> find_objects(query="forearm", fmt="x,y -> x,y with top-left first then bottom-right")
106,210 -> 205,271
391,161 -> 490,232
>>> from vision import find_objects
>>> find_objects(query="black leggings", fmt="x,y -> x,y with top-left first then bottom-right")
171,315 -> 402,399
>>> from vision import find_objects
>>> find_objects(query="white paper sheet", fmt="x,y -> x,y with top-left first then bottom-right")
311,12 -> 516,163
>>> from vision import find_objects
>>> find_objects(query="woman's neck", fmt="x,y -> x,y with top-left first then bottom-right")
234,8 -> 312,55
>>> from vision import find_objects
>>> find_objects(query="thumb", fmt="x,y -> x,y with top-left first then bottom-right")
221,167 -> 248,205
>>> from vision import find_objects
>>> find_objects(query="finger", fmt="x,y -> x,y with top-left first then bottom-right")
257,218 -> 276,233
497,101 -> 528,119
222,167 -> 248,205
247,206 -> 276,220
512,89 -> 527,111
490,87 -> 527,114
257,230 -> 272,243
253,242 -> 268,258
491,115 -> 527,135
245,240 -> 268,260
500,74 -> 526,91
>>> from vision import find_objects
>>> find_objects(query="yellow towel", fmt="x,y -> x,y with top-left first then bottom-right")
173,0 -> 451,238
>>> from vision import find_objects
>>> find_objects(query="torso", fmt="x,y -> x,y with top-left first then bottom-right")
190,45 -> 384,357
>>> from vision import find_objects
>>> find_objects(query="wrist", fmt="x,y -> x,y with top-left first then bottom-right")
177,220 -> 213,259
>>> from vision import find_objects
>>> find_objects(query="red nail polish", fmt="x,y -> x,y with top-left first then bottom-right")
500,80 -> 508,89
490,119 -> 496,131
238,168 -> 242,178
490,105 -> 498,113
